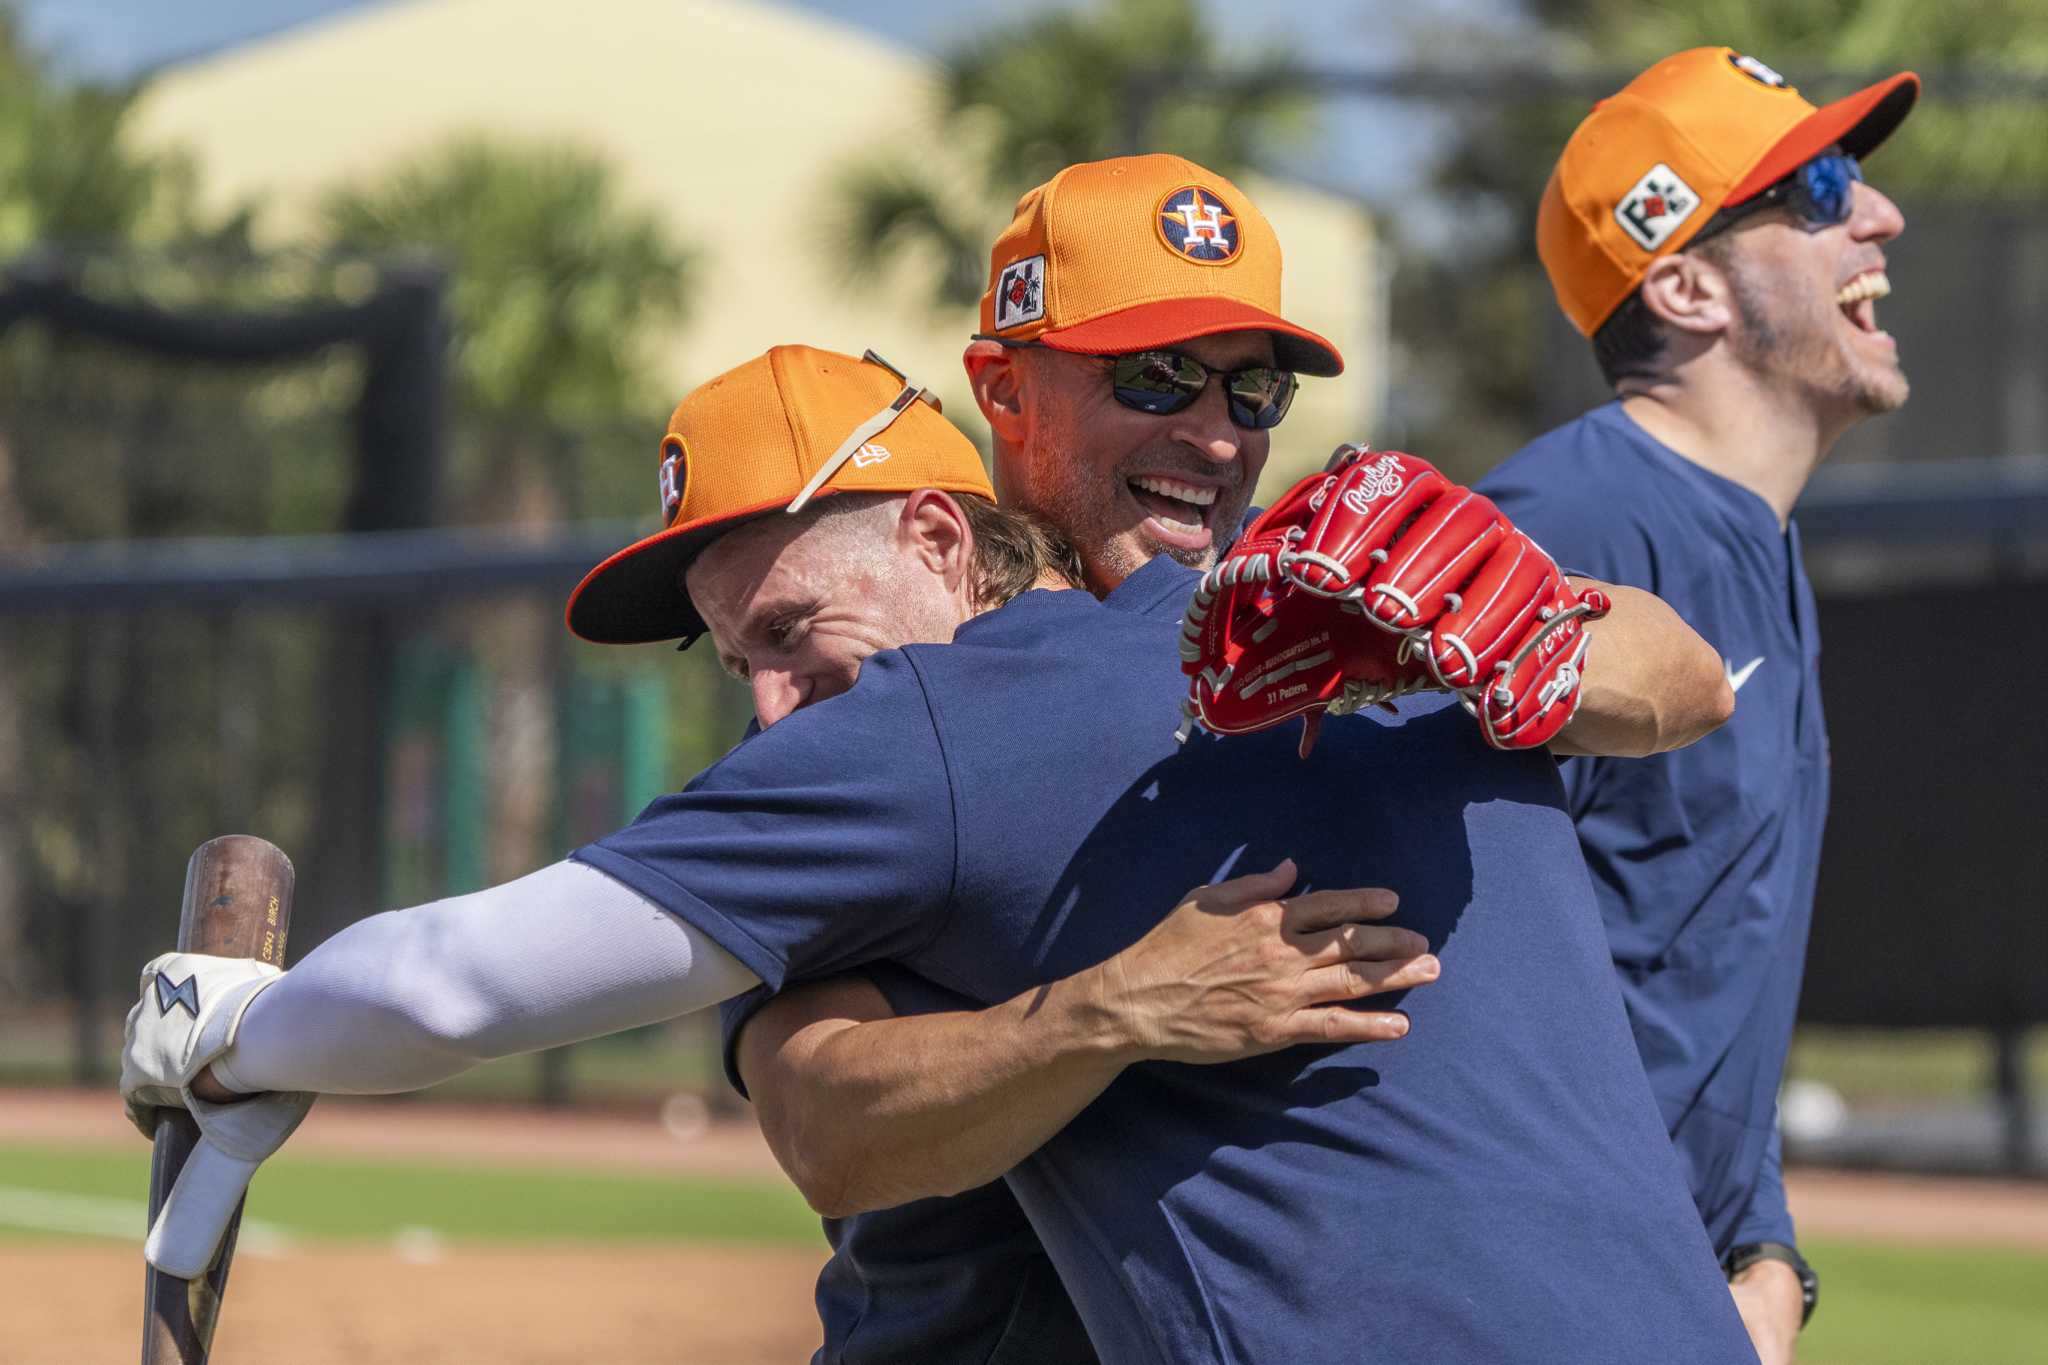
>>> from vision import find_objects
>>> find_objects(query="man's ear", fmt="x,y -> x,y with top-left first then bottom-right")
898,489 -> 972,597
1637,251 -> 1734,339
963,340 -> 1027,444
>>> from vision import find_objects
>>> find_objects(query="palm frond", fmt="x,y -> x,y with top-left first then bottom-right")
822,156 -> 987,310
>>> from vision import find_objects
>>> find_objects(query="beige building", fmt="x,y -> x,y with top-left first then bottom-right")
133,0 -> 1382,497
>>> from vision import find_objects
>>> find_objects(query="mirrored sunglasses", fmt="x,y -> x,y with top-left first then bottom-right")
1106,349 -> 1298,430
1691,151 -> 1864,246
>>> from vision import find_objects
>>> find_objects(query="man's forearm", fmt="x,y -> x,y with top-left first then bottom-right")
750,970 -> 1132,1217
215,861 -> 758,1094
744,867 -> 1435,1217
1552,581 -> 1734,757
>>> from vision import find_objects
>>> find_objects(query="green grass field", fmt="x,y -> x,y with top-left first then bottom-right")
0,1144 -> 820,1244
1799,1239 -> 2048,1365
5,1143 -> 2044,1362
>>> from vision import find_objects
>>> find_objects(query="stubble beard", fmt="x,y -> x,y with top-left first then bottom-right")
1026,441 -> 1254,589
1727,261 -> 1909,423
1015,395 -> 1221,589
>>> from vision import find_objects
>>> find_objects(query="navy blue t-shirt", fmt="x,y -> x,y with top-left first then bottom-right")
725,962 -> 1099,1365
579,556 -> 1754,1364
1480,401 -> 1830,1255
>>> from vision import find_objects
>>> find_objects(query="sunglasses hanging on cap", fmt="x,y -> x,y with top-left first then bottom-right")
1690,151 -> 1862,247
784,350 -> 942,514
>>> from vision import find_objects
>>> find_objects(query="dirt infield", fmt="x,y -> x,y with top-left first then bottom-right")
8,1086 -> 2047,1249
5,1088 -> 828,1363
9,1240 -> 830,1365
7,1085 -> 2047,1363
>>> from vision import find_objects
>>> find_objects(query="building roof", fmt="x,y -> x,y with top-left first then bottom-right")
131,0 -> 1379,494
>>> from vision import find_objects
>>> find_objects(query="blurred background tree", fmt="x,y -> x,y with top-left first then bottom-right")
827,0 -> 1311,311
315,140 -> 698,887
0,11 -> 264,997
1391,0 -> 2048,472
0,11 -> 234,254
316,139 -> 693,520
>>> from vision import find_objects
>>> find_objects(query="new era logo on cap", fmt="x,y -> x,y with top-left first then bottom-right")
1614,163 -> 1701,251
994,254 -> 1046,330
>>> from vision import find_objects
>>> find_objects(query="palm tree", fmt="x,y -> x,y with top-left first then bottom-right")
318,139 -> 692,434
827,0 -> 1310,311
317,139 -> 697,901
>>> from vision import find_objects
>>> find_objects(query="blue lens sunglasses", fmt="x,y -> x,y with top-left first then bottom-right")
1690,150 -> 1863,247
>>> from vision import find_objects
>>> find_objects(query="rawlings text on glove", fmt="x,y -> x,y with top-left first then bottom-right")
1181,447 -> 1610,751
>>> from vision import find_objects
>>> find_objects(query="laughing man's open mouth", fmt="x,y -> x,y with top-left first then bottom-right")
1129,473 -> 1221,543
1837,268 -> 1891,336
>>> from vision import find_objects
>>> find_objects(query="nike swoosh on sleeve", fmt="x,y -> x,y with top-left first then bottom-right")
1725,657 -> 1764,692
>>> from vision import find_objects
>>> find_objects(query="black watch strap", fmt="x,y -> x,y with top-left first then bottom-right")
1724,1241 -> 1818,1328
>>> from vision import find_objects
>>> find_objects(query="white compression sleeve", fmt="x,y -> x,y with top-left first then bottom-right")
212,860 -> 761,1095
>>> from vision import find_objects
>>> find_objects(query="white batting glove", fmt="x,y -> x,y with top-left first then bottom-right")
120,952 -> 314,1277
121,952 -> 281,1134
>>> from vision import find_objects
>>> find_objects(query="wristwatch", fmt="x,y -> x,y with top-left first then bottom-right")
1724,1241 -> 1818,1328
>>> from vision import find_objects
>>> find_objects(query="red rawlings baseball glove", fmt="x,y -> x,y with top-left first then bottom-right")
1179,465 -> 1440,757
1180,446 -> 1611,752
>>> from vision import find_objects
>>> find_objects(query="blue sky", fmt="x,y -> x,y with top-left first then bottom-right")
9,0 -> 1527,211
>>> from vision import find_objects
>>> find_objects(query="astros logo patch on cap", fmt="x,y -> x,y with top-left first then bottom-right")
1156,186 -> 1240,263
975,153 -> 1342,376
1537,46 -> 1918,335
657,436 -> 688,523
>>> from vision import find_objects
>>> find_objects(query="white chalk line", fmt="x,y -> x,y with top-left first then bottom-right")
0,1185 -> 295,1258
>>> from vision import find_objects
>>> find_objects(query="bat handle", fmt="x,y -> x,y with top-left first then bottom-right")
140,835 -> 294,1364
142,1112 -> 238,1362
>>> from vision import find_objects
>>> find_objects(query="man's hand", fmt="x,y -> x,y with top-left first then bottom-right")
122,951 -> 314,1276
1728,1259 -> 1804,1365
1086,859 -> 1437,1065
737,859 -> 1438,1215
122,952 -> 285,1133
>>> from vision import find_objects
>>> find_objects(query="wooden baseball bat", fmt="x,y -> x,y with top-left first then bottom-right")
140,835 -> 295,1365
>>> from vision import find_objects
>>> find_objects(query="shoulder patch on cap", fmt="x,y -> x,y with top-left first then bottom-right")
994,254 -> 1047,330
1156,186 -> 1240,264
658,436 -> 688,524
1729,53 -> 1789,88
1614,164 -> 1701,251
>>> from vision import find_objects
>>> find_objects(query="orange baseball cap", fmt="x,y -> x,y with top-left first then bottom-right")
977,153 -> 1343,376
1539,47 -> 1918,335
567,345 -> 995,646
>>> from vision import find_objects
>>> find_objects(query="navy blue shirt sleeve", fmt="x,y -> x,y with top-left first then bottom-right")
572,649 -> 959,994
717,987 -> 775,1099
1729,1124 -> 1797,1250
